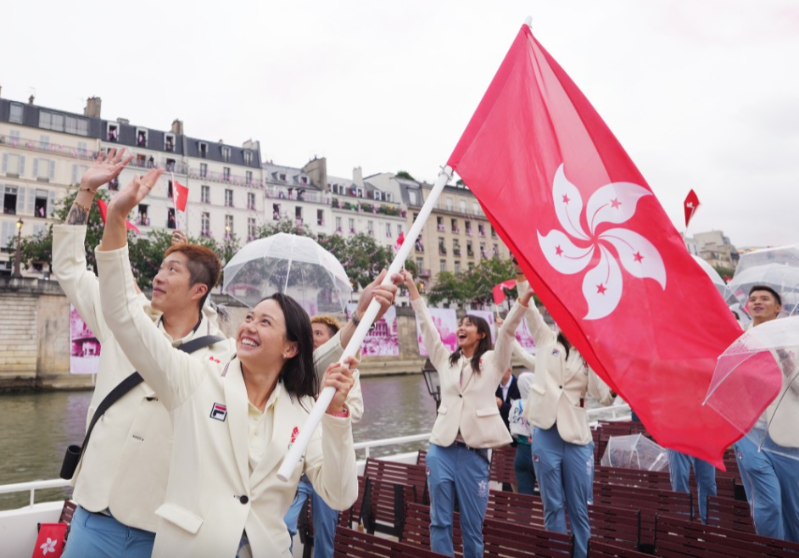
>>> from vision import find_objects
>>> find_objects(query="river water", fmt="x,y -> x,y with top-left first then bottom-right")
0,374 -> 437,511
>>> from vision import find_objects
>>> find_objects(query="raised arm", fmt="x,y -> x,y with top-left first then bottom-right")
491,298 -> 528,381
401,270 -> 452,367
588,369 -> 616,407
97,169 -> 208,409
517,280 -> 556,346
496,315 -> 536,371
337,270 -> 400,351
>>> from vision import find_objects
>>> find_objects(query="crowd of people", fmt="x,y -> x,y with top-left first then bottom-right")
53,150 -> 796,558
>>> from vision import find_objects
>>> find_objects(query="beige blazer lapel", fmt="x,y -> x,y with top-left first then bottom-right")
460,358 -> 475,392
249,390 -> 297,487
223,361 -> 250,488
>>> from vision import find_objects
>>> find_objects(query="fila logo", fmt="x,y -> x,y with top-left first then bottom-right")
210,403 -> 227,421
209,356 -> 221,364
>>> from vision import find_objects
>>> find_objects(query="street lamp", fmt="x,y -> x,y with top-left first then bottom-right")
421,358 -> 441,409
12,218 -> 23,278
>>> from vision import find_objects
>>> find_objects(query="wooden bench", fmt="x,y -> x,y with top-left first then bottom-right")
417,449 -> 427,467
487,489 -> 641,550
401,502 -> 463,554
588,539 -> 653,558
655,513 -> 799,558
705,495 -> 755,533
483,518 -> 572,557
489,445 -> 517,488
364,458 -> 428,505
360,477 -> 418,537
592,483 -> 692,547
334,525 -> 448,558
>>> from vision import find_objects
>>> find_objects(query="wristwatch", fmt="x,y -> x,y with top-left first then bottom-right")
351,310 -> 361,326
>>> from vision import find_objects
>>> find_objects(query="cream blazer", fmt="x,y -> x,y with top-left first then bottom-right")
518,281 -> 614,446
53,225 -> 235,531
96,246 -> 357,558
413,297 -> 525,449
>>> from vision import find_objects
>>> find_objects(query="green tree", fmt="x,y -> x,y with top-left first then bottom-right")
256,218 -> 314,238
327,233 -> 394,290
427,271 -> 466,308
395,170 -> 416,181
461,257 -> 517,306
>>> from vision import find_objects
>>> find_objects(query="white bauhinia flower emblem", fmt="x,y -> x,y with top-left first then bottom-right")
537,164 -> 667,320
40,537 -> 57,555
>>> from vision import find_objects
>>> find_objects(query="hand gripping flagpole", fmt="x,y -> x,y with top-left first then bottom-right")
277,164 -> 453,481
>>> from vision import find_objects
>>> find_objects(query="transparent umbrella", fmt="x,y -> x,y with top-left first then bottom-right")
600,434 -> 670,472
222,233 -> 352,316
704,316 -> 799,461
692,254 -> 727,298
727,245 -> 799,317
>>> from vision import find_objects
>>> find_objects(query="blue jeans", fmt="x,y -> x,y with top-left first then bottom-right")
736,437 -> 799,541
667,450 -> 717,523
426,443 -> 490,558
62,506 -> 155,558
284,476 -> 340,558
532,426 -> 594,558
514,441 -> 536,495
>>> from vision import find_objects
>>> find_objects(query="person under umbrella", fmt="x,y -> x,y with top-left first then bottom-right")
734,285 -> 799,541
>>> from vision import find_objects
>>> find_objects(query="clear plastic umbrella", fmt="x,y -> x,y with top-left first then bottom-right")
692,254 -> 727,297
222,233 -> 352,316
727,245 -> 799,317
600,434 -> 670,472
704,316 -> 799,461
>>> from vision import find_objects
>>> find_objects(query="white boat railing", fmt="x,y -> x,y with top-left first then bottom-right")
0,404 -> 631,508
0,479 -> 71,508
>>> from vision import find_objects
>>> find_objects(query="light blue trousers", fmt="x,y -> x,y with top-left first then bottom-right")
426,443 -> 490,558
532,426 -> 594,558
667,450 -> 717,523
284,475 -> 340,558
62,506 -> 155,558
736,437 -> 799,542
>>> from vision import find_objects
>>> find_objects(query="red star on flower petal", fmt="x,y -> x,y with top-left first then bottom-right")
633,251 -> 644,263
610,198 -> 622,209
596,284 -> 607,295
555,245 -> 564,256
562,194 -> 570,204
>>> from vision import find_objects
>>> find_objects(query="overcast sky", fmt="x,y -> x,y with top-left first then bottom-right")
2,0 -> 797,247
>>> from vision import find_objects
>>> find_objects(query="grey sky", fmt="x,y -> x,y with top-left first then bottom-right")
2,0 -> 797,247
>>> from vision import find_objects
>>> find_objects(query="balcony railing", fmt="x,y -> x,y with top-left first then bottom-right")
0,134 -> 99,161
418,268 -> 432,278
453,249 -> 462,257
437,224 -> 446,232
439,247 -> 447,256
266,187 -> 331,205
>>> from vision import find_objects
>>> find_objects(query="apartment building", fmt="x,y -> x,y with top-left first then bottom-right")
263,161 -> 332,237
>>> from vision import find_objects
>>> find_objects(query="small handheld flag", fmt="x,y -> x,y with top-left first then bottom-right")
684,189 -> 700,228
96,199 -> 140,233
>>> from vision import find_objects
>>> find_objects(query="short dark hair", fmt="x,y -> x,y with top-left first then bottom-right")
163,244 -> 222,308
748,285 -> 782,307
311,315 -> 341,338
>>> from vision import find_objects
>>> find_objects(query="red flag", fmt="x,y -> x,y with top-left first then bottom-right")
684,189 -> 700,228
492,279 -> 517,305
96,199 -> 140,234
447,24 -> 746,466
31,523 -> 67,558
171,178 -> 189,212
394,231 -> 405,251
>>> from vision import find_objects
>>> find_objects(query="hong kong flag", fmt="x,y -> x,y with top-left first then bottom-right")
684,189 -> 700,228
171,175 -> 189,212
447,24 -> 746,465
492,279 -> 517,305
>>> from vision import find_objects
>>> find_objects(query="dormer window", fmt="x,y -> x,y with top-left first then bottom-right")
279,173 -> 287,182
385,193 -> 393,202
107,123 -> 119,142
374,191 -> 382,201
221,146 -> 231,162
199,142 -> 208,158
243,151 -> 253,165
165,134 -> 175,152
136,129 -> 148,147
300,176 -> 308,185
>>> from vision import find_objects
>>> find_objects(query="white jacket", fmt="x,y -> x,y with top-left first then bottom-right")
414,297 -> 525,449
53,225 -> 236,531
96,245 -> 357,558
518,281 -> 614,445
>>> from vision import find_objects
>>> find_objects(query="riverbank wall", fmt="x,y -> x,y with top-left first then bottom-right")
0,278 -> 428,392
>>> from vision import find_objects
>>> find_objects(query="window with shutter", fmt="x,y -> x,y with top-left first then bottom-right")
16,187 -> 26,214
48,191 -> 56,216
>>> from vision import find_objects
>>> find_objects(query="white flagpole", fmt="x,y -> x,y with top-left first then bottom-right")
277,164 -> 453,481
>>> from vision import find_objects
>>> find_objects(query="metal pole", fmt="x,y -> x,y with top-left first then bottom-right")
277,165 -> 453,481
12,225 -> 22,278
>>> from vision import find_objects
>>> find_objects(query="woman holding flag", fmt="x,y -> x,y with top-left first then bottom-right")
400,270 -> 529,558
516,270 -> 615,558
